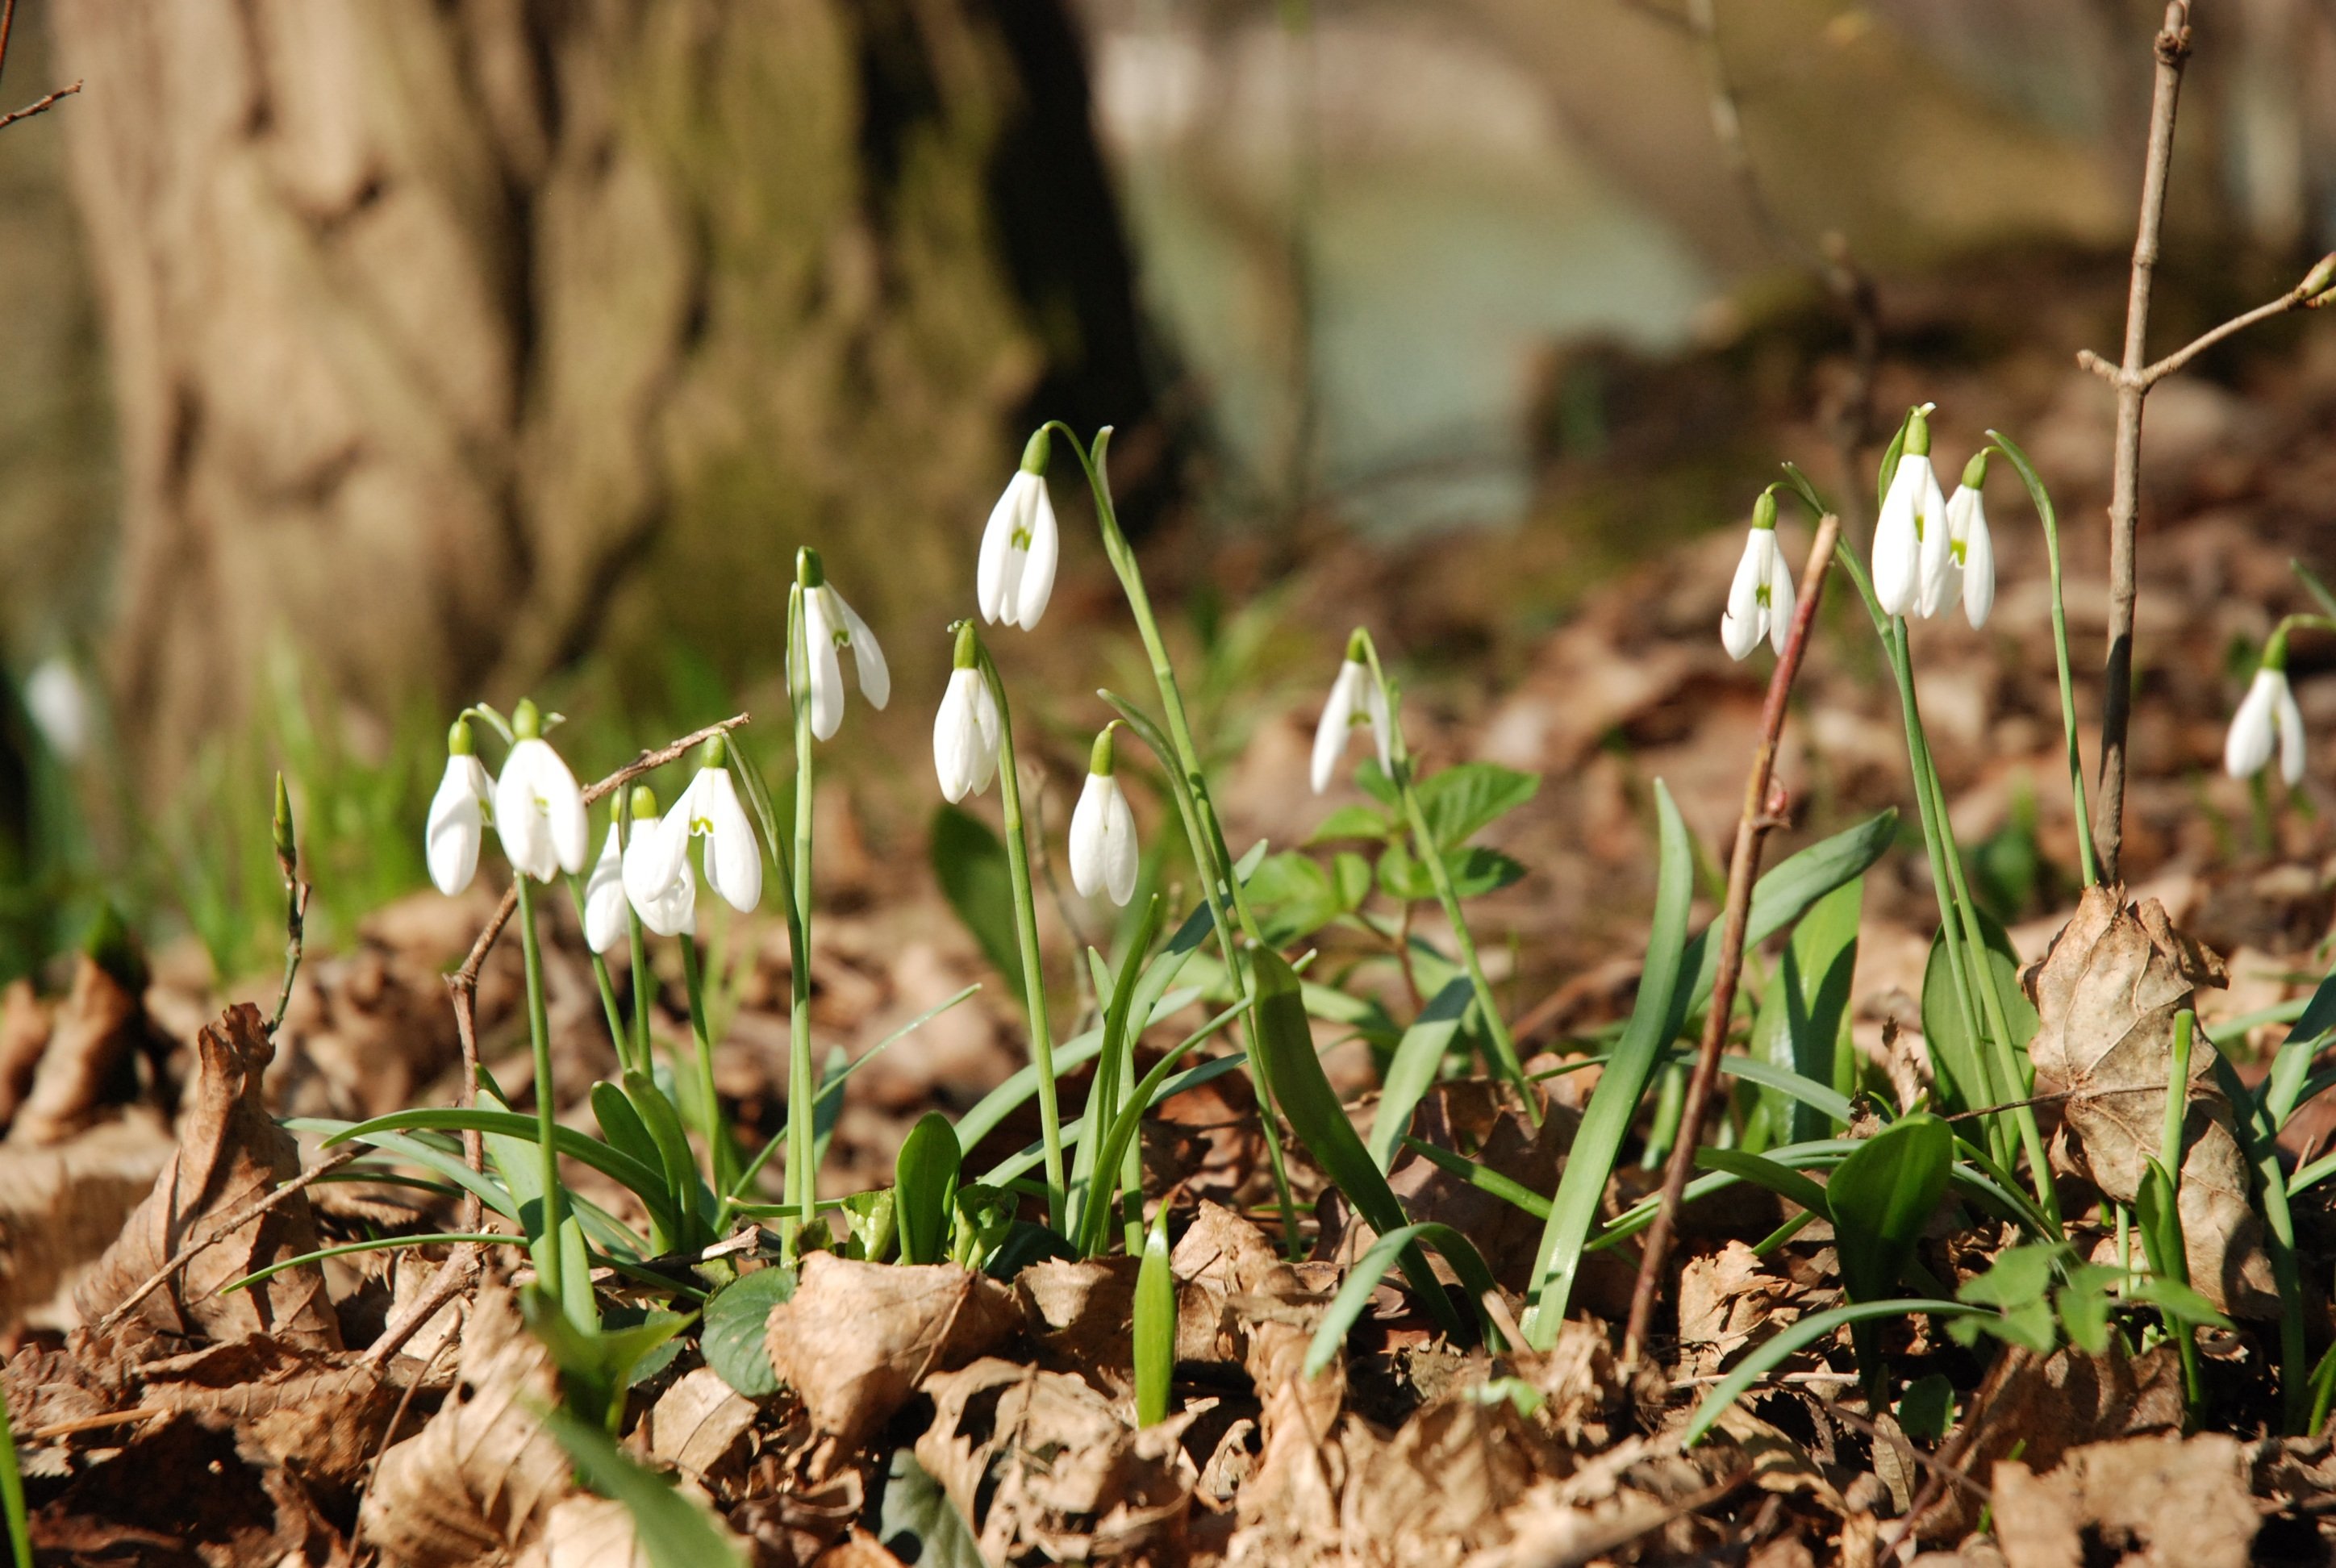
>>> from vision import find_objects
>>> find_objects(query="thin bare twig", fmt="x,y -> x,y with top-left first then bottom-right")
1623,513 -> 1844,1364
2088,2 -> 2194,884
91,1147 -> 362,1337
0,0 -> 83,134
365,711 -> 749,1365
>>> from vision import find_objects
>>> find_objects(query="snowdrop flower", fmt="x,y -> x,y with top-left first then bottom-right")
622,785 -> 695,938
1310,631 -> 1393,794
1938,450 -> 1996,628
493,699 -> 589,882
1720,490 -> 1797,661
582,811 -> 630,953
628,736 -> 761,916
23,655 -> 90,761
426,718 -> 496,896
1873,405 -> 1950,619
1069,724 -> 1139,906
2225,633 -> 2307,786
933,622 -> 1003,802
978,428 -> 1060,631
789,548 -> 889,742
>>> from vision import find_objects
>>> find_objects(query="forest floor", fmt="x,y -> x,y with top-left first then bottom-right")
8,265 -> 2336,1566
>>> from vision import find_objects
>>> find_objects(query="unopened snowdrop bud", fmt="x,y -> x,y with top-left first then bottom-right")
493,699 -> 589,882
425,717 -> 496,895
933,622 -> 1003,802
273,773 -> 298,878
1070,724 -> 1139,906
1310,629 -> 1394,794
622,784 -> 695,938
978,428 -> 1061,631
583,807 -> 628,954
790,548 -> 891,742
1874,405 -> 1949,619
1720,490 -> 1797,661
2302,252 -> 2336,307
1944,450 -> 1996,628
2225,631 -> 2307,786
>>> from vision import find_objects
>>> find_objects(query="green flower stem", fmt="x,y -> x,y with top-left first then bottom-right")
1100,694 -> 1302,1249
679,934 -> 737,1197
1353,633 -> 1539,1122
785,583 -> 818,1247
513,874 -> 567,1305
1,1378 -> 29,1568
1053,421 -> 1302,1249
973,643 -> 1067,1232
626,913 -> 653,1078
2163,1009 -> 2192,1178
1987,431 -> 2100,886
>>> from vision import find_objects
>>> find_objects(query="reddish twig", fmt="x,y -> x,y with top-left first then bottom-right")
1622,512 -> 1842,1364
0,0 -> 82,134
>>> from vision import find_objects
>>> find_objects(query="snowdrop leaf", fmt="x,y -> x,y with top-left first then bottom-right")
929,803 -> 1019,985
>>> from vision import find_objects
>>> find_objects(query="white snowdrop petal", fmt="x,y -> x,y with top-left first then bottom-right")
1873,460 -> 1923,617
1309,662 -> 1361,794
1102,780 -> 1139,906
1070,772 -> 1113,897
2278,678 -> 2309,787
583,825 -> 628,953
837,591 -> 889,710
1011,482 -> 1060,628
1766,545 -> 1797,657
426,756 -> 490,895
977,477 -> 1023,624
1960,495 -> 1996,629
2226,672 -> 2280,779
702,769 -> 761,913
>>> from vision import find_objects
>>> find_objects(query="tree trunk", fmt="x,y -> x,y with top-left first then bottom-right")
52,0 -> 1145,775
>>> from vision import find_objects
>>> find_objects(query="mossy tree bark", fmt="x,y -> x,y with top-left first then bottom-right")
53,0 -> 1145,774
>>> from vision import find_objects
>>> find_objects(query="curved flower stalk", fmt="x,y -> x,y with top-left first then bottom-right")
933,623 -> 1003,801
788,548 -> 889,741
1311,631 -> 1393,792
2226,627 -> 2307,786
494,701 -> 589,882
1941,451 -> 1996,628
1070,724 -> 1140,907
1720,488 -> 1797,661
1873,404 -> 1949,619
978,427 -> 1060,631
426,718 -> 495,895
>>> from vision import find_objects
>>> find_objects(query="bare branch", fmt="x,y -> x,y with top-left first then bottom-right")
2083,265 -> 2330,391
1622,511 -> 1843,1365
0,78 -> 81,131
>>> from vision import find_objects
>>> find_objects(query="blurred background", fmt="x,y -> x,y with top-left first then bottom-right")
0,0 -> 2332,989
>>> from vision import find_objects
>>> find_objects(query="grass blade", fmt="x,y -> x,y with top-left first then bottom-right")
1135,1208 -> 1174,1425
1524,781 -> 1693,1346
1302,1220 -> 1508,1378
1684,1299 -> 1983,1444
1370,976 -> 1474,1171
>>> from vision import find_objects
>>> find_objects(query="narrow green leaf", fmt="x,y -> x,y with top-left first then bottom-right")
1398,1137 -> 1552,1219
328,1107 -> 679,1243
623,1070 -> 711,1252
1369,977 -> 1474,1172
542,1404 -> 745,1568
1685,1299 -> 1983,1444
1525,780 -> 1693,1347
1696,1147 -> 1833,1221
1682,811 -> 1897,1021
1135,1210 -> 1174,1426
1302,1221 -> 1508,1378
895,1112 -> 962,1266
1831,1113 -> 1952,1306
1250,947 -> 1476,1342
1751,878 -> 1862,1141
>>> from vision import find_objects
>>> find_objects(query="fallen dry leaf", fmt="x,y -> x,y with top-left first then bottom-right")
73,1004 -> 340,1357
361,1285 -> 572,1568
916,1356 -> 1195,1562
0,1111 -> 173,1330
10,955 -> 154,1147
644,1365 -> 758,1485
764,1253 -> 1018,1456
1989,1432 -> 2259,1568
2025,886 -> 2274,1314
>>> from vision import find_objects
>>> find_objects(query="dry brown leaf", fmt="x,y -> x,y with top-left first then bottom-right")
0,977 -> 52,1127
1989,1432 -> 2258,1568
532,1493 -> 649,1568
73,1003 -> 342,1357
916,1356 -> 1195,1562
643,1365 -> 757,1485
361,1285 -> 572,1567
2025,886 -> 2275,1314
1017,1253 -> 1140,1391
0,1111 -> 173,1331
10,955 -> 152,1147
1675,1242 -> 1796,1378
763,1253 -> 1017,1456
